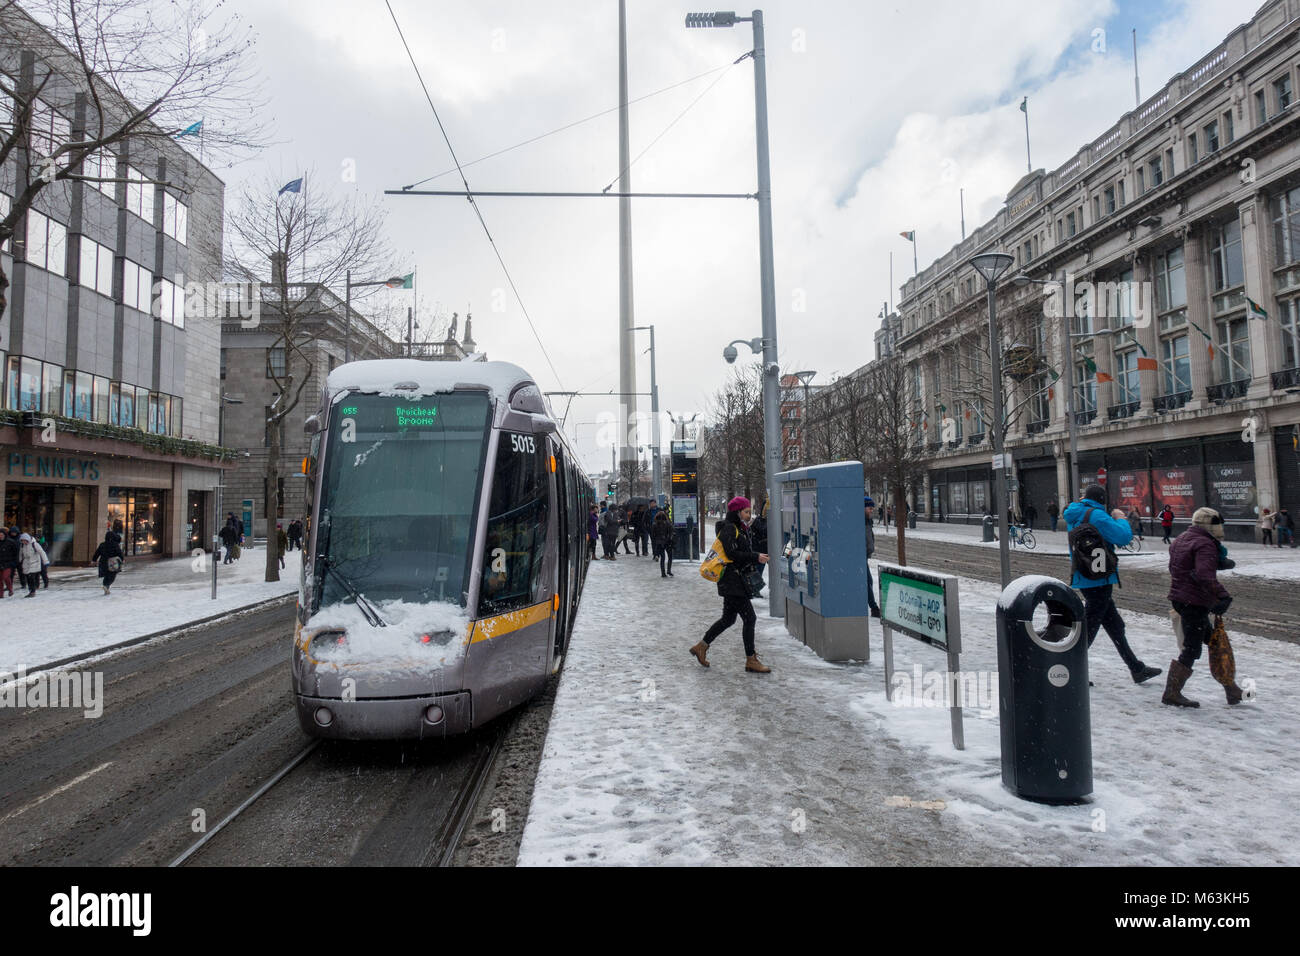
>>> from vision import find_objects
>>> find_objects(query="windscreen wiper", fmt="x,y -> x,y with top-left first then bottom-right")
321,559 -> 388,628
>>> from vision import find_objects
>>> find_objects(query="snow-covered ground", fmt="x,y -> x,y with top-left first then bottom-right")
519,548 -> 1300,866
895,519 -> 1300,580
0,548 -> 301,673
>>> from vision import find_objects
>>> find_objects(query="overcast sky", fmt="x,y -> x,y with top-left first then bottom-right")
216,0 -> 1262,473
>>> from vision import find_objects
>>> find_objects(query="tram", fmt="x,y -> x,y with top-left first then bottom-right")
292,359 -> 593,740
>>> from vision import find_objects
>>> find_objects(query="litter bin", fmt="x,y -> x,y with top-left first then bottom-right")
995,575 -> 1091,802
907,510 -> 916,530
982,515 -> 996,542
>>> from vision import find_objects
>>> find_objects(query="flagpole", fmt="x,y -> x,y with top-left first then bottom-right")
1022,97 -> 1032,173
889,251 -> 893,315
912,233 -> 918,278
960,188 -> 966,240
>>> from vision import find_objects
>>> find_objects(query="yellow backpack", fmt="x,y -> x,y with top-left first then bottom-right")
699,536 -> 732,583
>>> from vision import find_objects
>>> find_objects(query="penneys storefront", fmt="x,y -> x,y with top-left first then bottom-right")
1,446 -> 221,565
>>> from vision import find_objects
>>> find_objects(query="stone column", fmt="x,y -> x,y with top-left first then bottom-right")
1184,227 -> 1213,410
1131,252 -> 1158,414
1253,425 -> 1279,533
1241,191 -> 1280,399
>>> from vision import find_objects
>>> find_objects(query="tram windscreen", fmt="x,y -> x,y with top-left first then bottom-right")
315,392 -> 491,609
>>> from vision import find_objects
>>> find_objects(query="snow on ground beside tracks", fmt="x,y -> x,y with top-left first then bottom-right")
519,545 -> 1300,866
0,550 -> 301,673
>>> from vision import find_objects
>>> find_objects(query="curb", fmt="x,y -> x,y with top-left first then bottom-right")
24,592 -> 298,674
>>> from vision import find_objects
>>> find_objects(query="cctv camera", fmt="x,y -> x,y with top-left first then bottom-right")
723,345 -> 738,364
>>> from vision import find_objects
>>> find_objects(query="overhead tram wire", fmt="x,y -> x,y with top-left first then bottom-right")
383,0 -> 564,388
402,61 -> 738,191
601,58 -> 740,194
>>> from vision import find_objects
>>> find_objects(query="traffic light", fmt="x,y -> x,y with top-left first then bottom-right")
608,481 -> 617,497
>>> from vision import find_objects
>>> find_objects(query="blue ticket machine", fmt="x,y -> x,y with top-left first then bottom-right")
776,461 -> 869,661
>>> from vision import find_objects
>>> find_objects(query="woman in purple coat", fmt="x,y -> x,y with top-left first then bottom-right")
1166,507 -> 1234,707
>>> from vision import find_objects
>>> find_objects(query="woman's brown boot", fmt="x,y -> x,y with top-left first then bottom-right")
745,655 -> 771,673
1161,660 -> 1200,708
689,641 -> 710,667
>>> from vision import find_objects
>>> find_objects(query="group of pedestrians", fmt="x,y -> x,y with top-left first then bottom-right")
1257,507 -> 1296,547
591,500 -> 682,578
1064,483 -> 1242,709
0,526 -> 51,598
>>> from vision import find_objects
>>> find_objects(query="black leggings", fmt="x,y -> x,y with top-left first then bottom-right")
1172,601 -> 1211,670
1082,584 -> 1143,674
703,595 -> 757,656
659,548 -> 673,574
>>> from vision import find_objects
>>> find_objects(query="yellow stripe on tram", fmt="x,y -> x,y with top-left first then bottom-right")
467,599 -> 554,645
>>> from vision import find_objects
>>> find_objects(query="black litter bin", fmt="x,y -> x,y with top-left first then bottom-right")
982,515 -> 996,542
907,510 -> 916,530
995,575 -> 1091,802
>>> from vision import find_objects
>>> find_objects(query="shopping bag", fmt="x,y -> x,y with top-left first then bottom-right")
1208,615 -> 1237,688
699,538 -> 731,583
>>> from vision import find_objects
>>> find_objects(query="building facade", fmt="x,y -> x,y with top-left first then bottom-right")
0,5 -> 227,563
220,295 -> 483,538
893,0 -> 1300,542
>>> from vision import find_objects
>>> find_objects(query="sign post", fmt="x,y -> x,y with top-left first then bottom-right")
878,562 -> 965,750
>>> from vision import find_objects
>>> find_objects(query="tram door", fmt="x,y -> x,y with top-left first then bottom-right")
551,441 -> 569,663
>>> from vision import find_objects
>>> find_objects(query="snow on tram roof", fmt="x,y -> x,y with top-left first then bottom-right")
326,358 -> 535,400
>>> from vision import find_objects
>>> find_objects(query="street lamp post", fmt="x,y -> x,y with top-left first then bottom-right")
212,394 -> 243,599
344,272 -> 406,363
631,325 -> 661,502
687,9 -> 782,620
969,252 -> 1016,588
793,369 -> 815,465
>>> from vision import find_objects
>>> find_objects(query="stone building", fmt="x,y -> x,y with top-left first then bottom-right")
890,0 -> 1300,542
0,3 -> 226,563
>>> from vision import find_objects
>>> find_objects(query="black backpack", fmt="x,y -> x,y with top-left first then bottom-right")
1069,508 -> 1118,582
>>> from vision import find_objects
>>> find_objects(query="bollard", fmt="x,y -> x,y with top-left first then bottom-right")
995,575 -> 1091,802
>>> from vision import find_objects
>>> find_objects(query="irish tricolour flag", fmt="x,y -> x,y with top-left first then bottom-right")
1247,297 -> 1268,320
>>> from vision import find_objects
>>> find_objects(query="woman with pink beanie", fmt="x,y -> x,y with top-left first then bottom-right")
689,496 -> 771,673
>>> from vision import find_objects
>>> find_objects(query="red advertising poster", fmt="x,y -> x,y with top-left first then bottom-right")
1206,462 -> 1258,520
1110,470 -> 1152,516
1152,467 -> 1203,520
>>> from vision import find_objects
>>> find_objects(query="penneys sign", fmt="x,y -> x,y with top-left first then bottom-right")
6,452 -> 101,481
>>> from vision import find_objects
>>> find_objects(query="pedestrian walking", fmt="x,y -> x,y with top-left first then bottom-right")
587,503 -> 599,560
276,523 -> 287,570
863,496 -> 881,618
1166,508 -> 1239,707
1277,508 -> 1296,547
747,498 -> 769,597
652,510 -> 674,578
599,505 -> 620,560
1064,484 -> 1162,685
1025,503 -> 1038,530
0,527 -> 18,598
689,496 -> 771,673
1127,508 -> 1145,539
619,505 -> 634,555
1047,499 -> 1059,533
219,518 -> 239,564
1258,508 -> 1275,546
634,505 -> 651,556
287,519 -> 302,552
1159,504 -> 1175,544
18,533 -> 49,598
92,531 -> 124,595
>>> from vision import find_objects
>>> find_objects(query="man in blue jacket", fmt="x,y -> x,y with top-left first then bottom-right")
1064,484 -> 1162,684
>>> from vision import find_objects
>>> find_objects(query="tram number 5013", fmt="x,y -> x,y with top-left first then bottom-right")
509,433 -> 536,454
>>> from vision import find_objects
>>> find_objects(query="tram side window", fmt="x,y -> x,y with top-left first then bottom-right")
479,433 -> 549,615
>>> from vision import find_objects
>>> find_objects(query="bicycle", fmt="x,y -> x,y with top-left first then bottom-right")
1007,524 -> 1036,550
1120,535 -> 1143,554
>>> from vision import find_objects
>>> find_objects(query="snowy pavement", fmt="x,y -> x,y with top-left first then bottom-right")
0,548 -> 301,673
519,548 -> 1300,866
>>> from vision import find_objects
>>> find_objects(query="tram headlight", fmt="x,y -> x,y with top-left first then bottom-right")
308,629 -> 348,654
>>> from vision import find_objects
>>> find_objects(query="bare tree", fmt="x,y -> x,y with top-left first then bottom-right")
859,356 -> 930,566
699,364 -> 765,503
225,174 -> 391,582
0,0 -> 264,319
